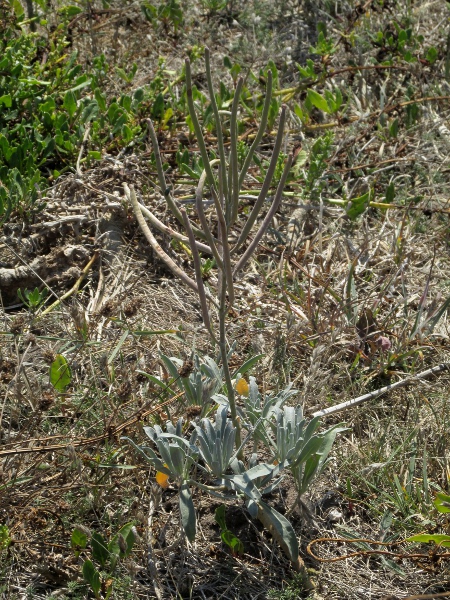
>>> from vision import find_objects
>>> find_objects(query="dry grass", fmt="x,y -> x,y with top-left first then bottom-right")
1,0 -> 450,598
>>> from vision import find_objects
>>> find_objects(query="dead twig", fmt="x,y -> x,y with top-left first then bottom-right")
312,363 -> 450,418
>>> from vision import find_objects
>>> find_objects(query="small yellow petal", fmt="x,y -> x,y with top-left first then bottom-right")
235,378 -> 249,397
155,465 -> 170,489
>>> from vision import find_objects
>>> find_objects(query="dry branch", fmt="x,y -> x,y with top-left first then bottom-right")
312,363 -> 450,418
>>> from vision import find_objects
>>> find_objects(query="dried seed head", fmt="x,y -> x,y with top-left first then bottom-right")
178,358 -> 194,378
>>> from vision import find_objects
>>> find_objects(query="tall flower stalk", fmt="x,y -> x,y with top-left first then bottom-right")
127,48 -> 293,456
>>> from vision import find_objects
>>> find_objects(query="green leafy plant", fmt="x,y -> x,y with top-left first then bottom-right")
127,48 -> 293,451
141,0 -> 183,35
214,504 -> 244,555
306,87 -> 343,115
292,132 -> 334,202
49,354 -> 72,392
407,492 -> 450,547
17,286 -> 48,312
0,5 -> 151,220
71,523 -> 136,599
0,525 -> 11,550
309,23 -> 336,58
125,383 -> 342,579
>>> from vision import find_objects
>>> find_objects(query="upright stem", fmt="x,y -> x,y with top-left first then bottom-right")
205,47 -> 228,201
218,281 -> 243,458
229,78 -> 244,226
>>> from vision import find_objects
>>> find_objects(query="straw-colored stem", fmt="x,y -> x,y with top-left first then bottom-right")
138,202 -> 212,254
39,251 -> 98,316
126,184 -> 210,298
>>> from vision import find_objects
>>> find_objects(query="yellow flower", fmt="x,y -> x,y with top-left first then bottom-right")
235,378 -> 249,397
155,465 -> 170,489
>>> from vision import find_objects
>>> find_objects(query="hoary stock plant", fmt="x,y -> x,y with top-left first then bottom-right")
125,49 -> 344,571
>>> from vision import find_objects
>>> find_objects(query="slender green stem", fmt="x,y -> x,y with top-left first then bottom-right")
181,209 -> 216,341
195,167 -> 225,272
146,119 -> 184,226
147,118 -> 208,241
211,186 -> 235,307
205,47 -> 228,201
234,154 -> 294,275
238,70 -> 273,189
229,78 -> 244,226
233,105 -> 287,253
185,59 -> 217,192
218,280 -> 243,458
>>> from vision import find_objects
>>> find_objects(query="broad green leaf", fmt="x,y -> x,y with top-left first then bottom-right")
81,100 -> 98,123
11,0 -> 24,16
307,89 -> 330,113
346,190 -> 372,220
122,124 -> 133,142
59,5 -> 83,16
63,90 -> 77,118
434,492 -> 450,513
214,504 -> 227,530
109,523 -> 136,565
258,500 -> 299,562
389,118 -> 399,138
71,528 -> 88,556
294,102 -> 306,122
69,79 -> 92,93
426,46 -> 438,64
221,529 -> 244,555
162,107 -> 174,126
151,93 -> 164,120
232,354 -> 264,377
91,531 -> 109,567
0,95 -> 12,108
49,354 -> 71,391
94,89 -> 107,112
82,560 -> 101,597
385,182 -> 395,204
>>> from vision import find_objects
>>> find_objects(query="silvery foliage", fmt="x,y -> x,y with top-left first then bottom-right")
125,418 -> 200,542
241,376 -> 297,447
160,354 -> 223,406
194,405 -> 236,478
271,405 -> 346,496
124,390 -> 343,562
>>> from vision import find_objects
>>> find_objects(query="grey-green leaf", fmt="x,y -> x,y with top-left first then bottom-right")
179,482 -> 196,542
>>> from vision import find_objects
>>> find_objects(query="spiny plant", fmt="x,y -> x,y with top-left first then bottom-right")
124,48 -> 344,576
